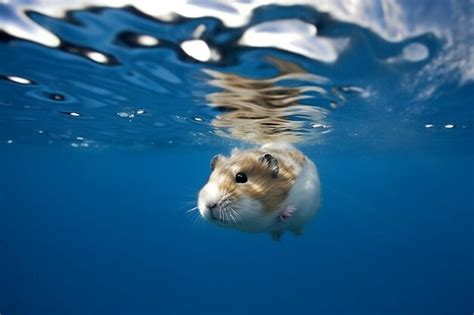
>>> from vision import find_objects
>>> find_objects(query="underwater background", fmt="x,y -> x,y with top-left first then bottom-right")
0,0 -> 473,314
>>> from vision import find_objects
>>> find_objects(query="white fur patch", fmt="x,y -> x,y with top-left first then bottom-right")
232,197 -> 274,232
198,182 -> 223,219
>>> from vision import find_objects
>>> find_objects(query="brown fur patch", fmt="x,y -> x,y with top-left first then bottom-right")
211,149 -> 297,214
289,150 -> 306,167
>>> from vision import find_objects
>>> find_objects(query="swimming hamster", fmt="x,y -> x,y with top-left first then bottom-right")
197,143 -> 321,240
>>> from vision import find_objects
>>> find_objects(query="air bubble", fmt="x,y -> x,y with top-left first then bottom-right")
49,93 -> 65,101
193,117 -> 204,122
444,124 -> 455,129
425,124 -> 434,128
61,111 -> 81,117
117,112 -> 130,118
172,115 -> 187,123
117,111 -> 135,118
71,138 -> 92,148
117,109 -> 146,118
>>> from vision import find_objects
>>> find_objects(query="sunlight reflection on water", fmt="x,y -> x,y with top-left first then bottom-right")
0,0 -> 472,151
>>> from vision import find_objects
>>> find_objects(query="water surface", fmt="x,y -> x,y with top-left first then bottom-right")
0,1 -> 473,314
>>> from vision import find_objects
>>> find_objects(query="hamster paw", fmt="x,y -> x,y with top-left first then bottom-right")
271,231 -> 283,241
291,226 -> 304,236
278,205 -> 296,222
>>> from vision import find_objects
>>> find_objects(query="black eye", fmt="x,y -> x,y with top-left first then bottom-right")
235,172 -> 248,183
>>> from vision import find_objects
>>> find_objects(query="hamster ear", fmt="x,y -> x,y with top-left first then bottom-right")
210,154 -> 223,170
260,153 -> 279,178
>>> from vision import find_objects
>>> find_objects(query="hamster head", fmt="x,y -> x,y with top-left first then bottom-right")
198,149 -> 295,232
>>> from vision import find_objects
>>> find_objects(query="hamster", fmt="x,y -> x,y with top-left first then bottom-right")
197,142 -> 321,240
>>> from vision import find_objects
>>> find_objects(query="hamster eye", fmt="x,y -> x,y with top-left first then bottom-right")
235,172 -> 248,183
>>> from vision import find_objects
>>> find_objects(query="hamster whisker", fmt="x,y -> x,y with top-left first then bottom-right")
223,209 -> 229,224
193,212 -> 202,225
228,211 -> 237,225
185,206 -> 198,213
228,205 -> 240,220
225,205 -> 240,225
223,192 -> 235,201
225,208 -> 231,224
219,208 -> 224,222
221,192 -> 232,199
233,209 -> 241,221
220,196 -> 234,208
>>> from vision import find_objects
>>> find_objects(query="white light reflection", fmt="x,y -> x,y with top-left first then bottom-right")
402,43 -> 429,62
239,19 -> 343,63
181,39 -> 212,62
86,51 -> 109,63
136,34 -> 159,46
6,75 -> 32,84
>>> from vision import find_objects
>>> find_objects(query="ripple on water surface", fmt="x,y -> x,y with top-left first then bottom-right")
0,1 -> 472,152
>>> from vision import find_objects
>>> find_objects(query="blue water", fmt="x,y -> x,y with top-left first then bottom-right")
1,1 -> 473,314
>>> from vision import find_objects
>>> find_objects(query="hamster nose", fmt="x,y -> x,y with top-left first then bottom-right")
206,202 -> 218,210
206,202 -> 219,220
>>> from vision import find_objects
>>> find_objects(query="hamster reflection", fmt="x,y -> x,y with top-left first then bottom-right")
204,57 -> 330,144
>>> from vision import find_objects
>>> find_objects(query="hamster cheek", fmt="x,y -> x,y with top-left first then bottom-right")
233,198 -> 276,231
234,197 -> 263,221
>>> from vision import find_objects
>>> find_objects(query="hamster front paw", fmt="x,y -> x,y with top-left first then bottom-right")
278,205 -> 296,222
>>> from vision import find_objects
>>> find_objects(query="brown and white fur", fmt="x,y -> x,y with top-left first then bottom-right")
197,143 -> 321,240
